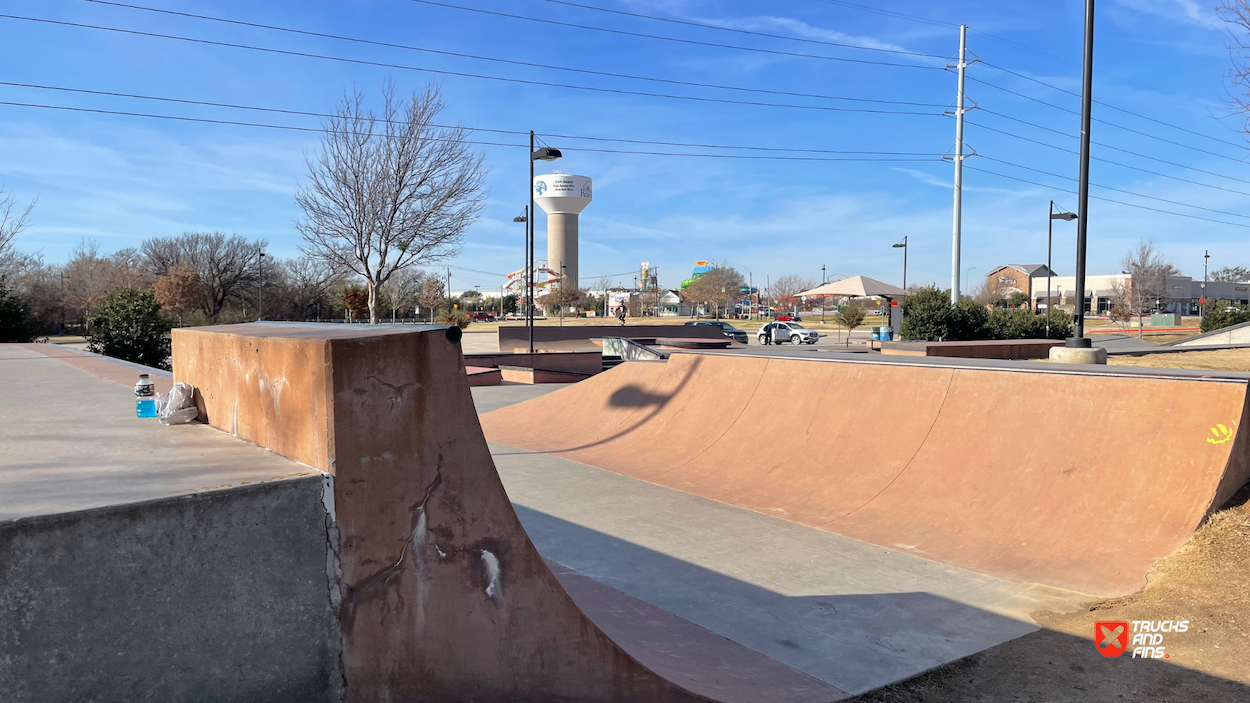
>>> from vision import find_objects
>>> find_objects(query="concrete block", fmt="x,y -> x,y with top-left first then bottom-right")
1048,345 -> 1108,364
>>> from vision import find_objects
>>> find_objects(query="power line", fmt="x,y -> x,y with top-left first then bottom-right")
0,100 -> 942,161
975,107 -> 1250,181
537,0 -> 947,59
406,0 -> 942,70
966,119 -> 1250,196
0,80 -> 942,156
978,155 -> 1250,220
963,164 -> 1250,229
2,14 -> 943,117
79,0 -> 945,107
807,0 -> 1217,105
978,60 -> 1250,152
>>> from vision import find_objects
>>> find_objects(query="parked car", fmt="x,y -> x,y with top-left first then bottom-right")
774,314 -> 802,322
685,320 -> 749,344
467,312 -> 497,322
757,321 -> 818,345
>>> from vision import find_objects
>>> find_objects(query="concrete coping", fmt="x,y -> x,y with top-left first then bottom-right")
678,347 -> 1250,384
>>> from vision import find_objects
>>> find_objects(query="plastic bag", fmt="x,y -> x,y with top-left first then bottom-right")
156,382 -> 200,426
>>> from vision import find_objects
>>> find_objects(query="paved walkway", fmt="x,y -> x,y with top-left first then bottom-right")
474,384 -> 1090,695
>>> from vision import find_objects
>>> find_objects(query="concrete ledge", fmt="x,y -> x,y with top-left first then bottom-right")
881,339 -> 1063,360
466,366 -> 503,386
1048,346 -> 1108,365
499,365 -> 593,384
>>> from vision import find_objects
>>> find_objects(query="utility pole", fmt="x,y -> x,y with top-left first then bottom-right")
446,266 -> 452,316
1068,0 -> 1096,348
949,24 -> 969,304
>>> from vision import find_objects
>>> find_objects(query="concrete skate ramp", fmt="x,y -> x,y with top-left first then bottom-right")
171,323 -> 730,703
481,353 -> 1250,596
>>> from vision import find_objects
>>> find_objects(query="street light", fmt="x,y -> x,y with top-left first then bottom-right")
892,237 -> 908,290
1048,201 -> 1078,338
513,207 -> 527,331
1202,250 -> 1210,320
527,132 -> 562,353
1068,0 -> 1096,349
964,266 -> 977,299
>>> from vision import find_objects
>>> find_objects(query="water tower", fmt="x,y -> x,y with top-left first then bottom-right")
533,172 -> 592,291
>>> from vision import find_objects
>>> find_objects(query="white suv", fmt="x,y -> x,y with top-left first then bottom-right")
758,321 -> 819,345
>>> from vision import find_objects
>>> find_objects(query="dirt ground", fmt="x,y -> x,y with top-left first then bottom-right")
1108,349 -> 1250,372
851,484 -> 1250,702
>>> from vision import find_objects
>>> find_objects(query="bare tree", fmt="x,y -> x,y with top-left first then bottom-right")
1118,239 -> 1180,338
142,232 -> 263,318
296,83 -> 486,323
1211,265 -> 1250,282
416,272 -> 446,322
0,188 -> 36,276
379,267 -> 424,323
685,262 -> 746,319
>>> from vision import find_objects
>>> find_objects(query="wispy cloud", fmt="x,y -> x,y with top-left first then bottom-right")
1110,0 -> 1224,30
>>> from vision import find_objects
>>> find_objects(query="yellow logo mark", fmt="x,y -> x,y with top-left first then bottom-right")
1208,424 -> 1236,445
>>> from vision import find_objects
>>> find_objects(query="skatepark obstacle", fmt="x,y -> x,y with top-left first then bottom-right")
172,323 -> 714,702
481,352 -> 1250,596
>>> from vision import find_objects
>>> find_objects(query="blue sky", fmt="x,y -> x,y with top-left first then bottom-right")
2,0 -> 1248,292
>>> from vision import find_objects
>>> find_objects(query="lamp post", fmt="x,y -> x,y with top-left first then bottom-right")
1068,0 -> 1096,349
560,264 -> 567,326
964,267 -> 977,299
1048,201 -> 1078,338
892,237 -> 908,290
1202,250 -> 1210,320
528,132 -> 562,353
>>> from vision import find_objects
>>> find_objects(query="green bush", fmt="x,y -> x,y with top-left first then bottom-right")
87,289 -> 172,369
948,299 -> 989,340
901,286 -> 955,341
440,311 -> 471,329
902,285 -> 1068,341
1200,304 -> 1250,333
0,278 -> 35,343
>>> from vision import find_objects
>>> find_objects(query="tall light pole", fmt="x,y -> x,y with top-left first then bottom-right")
964,266 -> 977,299
513,207 -> 528,329
893,237 -> 908,290
1048,201 -> 1078,338
821,264 -> 827,324
528,132 -> 562,352
1068,0 -> 1096,349
1202,250 -> 1210,320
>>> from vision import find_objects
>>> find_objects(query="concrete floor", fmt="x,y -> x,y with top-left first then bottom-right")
0,345 -> 318,520
474,384 -> 1091,695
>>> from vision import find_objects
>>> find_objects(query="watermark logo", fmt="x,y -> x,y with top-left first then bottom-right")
1208,423 -> 1235,445
1096,621 -> 1129,658
1096,620 -> 1189,659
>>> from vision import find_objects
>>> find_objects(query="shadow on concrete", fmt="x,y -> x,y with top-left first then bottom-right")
511,505 -> 1250,700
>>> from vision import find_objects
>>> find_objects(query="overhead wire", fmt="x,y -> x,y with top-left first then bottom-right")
1,14 -> 943,116
0,100 -> 942,161
6,78 -> 945,155
77,0 -> 945,107
977,60 -> 1249,151
405,0 -> 944,69
973,109 -> 1250,184
965,119 -> 1250,196
978,155 -> 1250,220
963,164 -> 1250,229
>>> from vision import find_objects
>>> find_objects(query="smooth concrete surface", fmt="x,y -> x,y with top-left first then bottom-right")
489,442 -> 1088,695
471,383 -> 563,413
0,476 -> 342,703
1048,345 -> 1108,364
548,559 -> 850,703
483,353 -> 1250,595
1173,318 -> 1250,346
0,345 -> 321,521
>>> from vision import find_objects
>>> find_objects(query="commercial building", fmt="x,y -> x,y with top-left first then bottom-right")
1028,273 -> 1250,314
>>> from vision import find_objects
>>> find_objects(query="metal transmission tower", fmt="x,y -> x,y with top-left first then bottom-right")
947,24 -> 976,303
